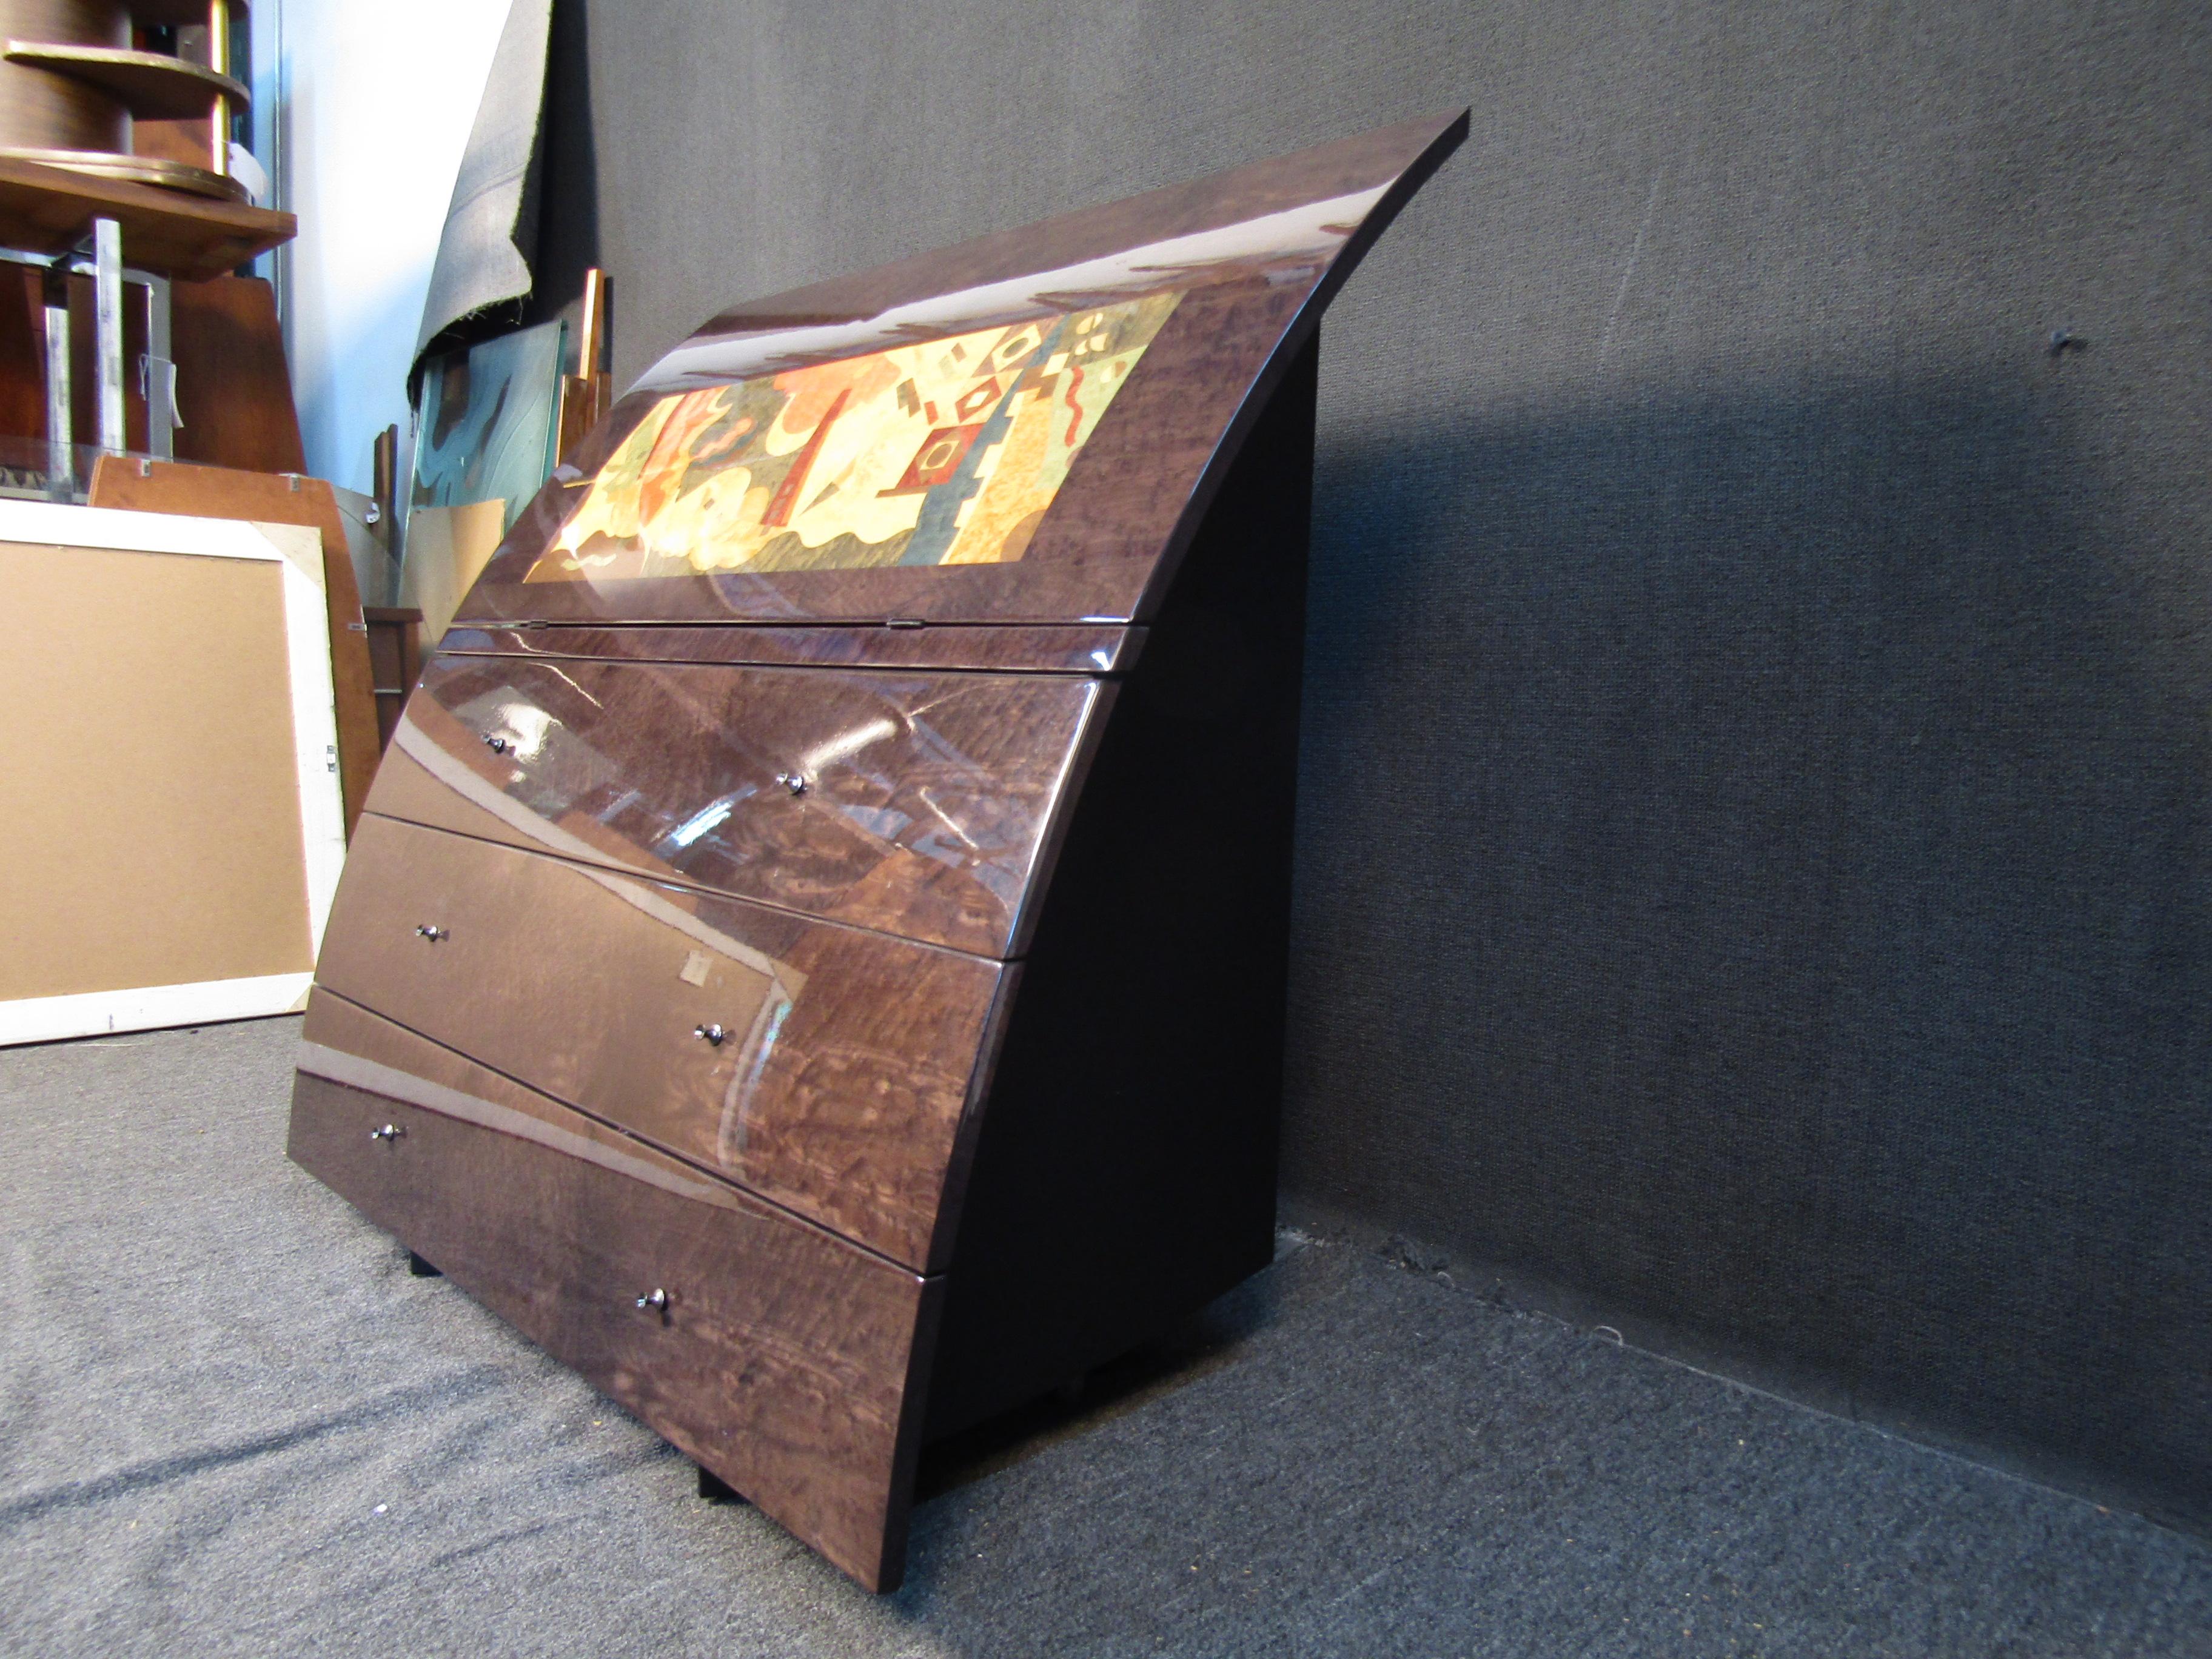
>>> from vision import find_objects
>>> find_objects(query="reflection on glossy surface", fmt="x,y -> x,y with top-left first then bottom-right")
300,990 -> 744,1210
437,623 -> 1144,674
639,187 -> 1382,394
293,112 -> 1470,1595
317,814 -> 1000,1268
456,115 -> 1467,631
369,656 -> 1098,956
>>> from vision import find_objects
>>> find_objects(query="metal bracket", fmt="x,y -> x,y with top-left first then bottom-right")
4,233 -> 178,474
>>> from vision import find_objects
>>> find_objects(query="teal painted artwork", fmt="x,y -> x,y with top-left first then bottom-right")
411,319 -> 567,533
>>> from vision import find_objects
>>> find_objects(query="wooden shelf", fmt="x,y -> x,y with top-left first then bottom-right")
0,154 -> 291,281
5,41 -> 249,120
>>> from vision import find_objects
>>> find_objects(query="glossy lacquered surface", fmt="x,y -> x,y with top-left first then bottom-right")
438,623 -> 1144,675
289,994 -> 934,1592
316,814 -> 1004,1270
367,655 -> 1102,957
453,112 -> 1466,632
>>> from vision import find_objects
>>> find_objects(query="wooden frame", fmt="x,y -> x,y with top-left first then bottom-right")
0,500 -> 346,1044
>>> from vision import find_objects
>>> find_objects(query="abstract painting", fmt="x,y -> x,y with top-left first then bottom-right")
528,291 -> 1181,580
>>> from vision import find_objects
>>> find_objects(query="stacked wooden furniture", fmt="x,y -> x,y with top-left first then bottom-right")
1,0 -> 253,203
287,113 -> 1466,1591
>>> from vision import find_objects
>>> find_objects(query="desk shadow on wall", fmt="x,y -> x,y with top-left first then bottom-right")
1281,361 -> 2212,1530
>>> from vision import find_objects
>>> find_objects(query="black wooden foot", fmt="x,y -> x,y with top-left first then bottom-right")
407,1250 -> 443,1278
697,1464 -> 747,1504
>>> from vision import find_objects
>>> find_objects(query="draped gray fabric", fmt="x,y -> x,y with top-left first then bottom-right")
410,0 -> 554,389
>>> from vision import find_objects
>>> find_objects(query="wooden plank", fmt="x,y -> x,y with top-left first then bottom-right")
375,655 -> 1102,957
0,154 -> 293,281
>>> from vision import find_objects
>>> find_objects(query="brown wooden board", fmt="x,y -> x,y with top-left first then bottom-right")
87,458 -> 380,836
0,264 -> 46,443
168,275 -> 307,475
370,656 -> 1102,958
4,271 -> 301,471
363,606 -> 424,751
4,42 -> 247,122
290,995 -> 936,1592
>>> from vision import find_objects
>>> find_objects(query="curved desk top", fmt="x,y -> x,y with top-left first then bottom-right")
455,111 -> 1467,638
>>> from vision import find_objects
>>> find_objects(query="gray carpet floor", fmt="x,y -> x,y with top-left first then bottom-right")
2,1018 -> 2207,1658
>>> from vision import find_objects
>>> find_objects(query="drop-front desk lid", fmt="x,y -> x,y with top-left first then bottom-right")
453,112 -> 1467,634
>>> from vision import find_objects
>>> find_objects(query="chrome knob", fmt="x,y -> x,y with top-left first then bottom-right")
694,1023 -> 727,1047
369,1124 -> 402,1143
484,735 -> 509,754
774,771 -> 808,796
636,1288 -> 669,1312
415,924 -> 449,942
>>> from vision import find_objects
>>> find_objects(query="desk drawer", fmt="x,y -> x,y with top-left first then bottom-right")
287,1028 -> 933,1593
368,656 -> 1102,957
314,814 -> 1002,1270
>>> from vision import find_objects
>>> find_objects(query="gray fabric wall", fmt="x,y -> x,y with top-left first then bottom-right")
527,1 -> 2211,1530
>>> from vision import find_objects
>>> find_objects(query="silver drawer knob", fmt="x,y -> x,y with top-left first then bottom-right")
694,1023 -> 727,1047
636,1288 -> 669,1312
415,924 -> 449,942
369,1124 -> 403,1143
484,735 -> 509,754
774,771 -> 808,796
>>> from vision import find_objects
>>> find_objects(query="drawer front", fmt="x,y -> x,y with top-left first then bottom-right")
287,1051 -> 934,1593
367,655 -> 1103,958
301,988 -> 697,1179
315,814 -> 1004,1270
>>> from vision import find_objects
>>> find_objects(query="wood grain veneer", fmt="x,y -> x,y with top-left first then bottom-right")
290,113 -> 1465,1590
87,458 -> 378,836
437,622 -> 1143,675
370,655 -> 1102,957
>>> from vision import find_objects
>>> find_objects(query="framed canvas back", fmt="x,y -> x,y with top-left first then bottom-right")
0,501 -> 346,1043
